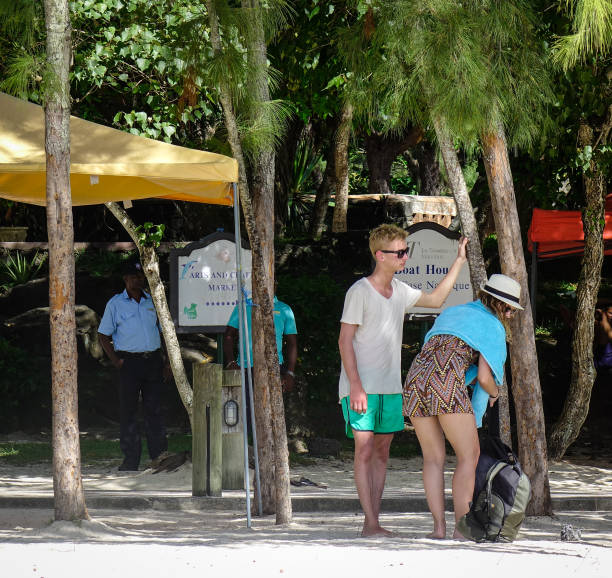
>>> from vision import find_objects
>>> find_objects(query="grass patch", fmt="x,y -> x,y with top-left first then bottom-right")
0,434 -> 194,466
0,442 -> 51,464
289,452 -> 317,466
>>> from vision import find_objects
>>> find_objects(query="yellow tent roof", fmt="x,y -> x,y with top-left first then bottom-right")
0,93 -> 238,207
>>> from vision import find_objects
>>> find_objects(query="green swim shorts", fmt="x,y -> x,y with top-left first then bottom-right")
341,393 -> 404,439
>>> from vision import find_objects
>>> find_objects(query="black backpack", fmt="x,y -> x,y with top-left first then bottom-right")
457,412 -> 531,542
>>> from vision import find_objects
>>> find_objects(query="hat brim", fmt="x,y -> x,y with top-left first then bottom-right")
480,286 -> 524,310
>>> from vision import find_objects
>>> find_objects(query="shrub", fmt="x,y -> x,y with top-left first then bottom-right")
0,251 -> 46,289
277,273 -> 346,436
0,337 -> 50,432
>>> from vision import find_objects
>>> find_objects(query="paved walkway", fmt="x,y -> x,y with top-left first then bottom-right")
2,455 -> 611,512
1,456 -> 611,578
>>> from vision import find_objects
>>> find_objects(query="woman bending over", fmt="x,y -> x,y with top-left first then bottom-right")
403,274 -> 523,539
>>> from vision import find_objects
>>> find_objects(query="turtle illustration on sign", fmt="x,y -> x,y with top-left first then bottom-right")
183,303 -> 197,320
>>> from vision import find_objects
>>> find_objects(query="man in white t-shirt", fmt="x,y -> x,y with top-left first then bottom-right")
338,223 -> 467,536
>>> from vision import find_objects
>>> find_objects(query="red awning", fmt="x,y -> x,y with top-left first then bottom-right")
528,196 -> 612,259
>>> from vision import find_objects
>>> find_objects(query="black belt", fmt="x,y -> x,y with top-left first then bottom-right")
117,350 -> 160,359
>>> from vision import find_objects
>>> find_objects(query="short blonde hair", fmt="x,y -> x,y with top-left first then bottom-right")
369,224 -> 408,257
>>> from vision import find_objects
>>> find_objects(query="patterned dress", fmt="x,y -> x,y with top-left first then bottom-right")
403,334 -> 475,418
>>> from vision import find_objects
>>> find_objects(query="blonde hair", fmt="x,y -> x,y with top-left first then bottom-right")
369,224 -> 408,257
478,290 -> 513,343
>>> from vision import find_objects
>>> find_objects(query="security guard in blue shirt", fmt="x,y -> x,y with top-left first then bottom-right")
98,261 -> 168,471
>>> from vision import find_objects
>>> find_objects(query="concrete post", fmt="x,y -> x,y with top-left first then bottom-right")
192,362 -> 222,497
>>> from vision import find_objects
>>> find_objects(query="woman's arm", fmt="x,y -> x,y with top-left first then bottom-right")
477,354 -> 500,405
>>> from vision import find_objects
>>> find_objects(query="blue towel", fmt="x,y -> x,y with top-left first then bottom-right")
424,300 -> 507,427
464,366 -> 490,428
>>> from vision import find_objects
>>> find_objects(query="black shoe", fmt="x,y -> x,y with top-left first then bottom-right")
118,461 -> 139,471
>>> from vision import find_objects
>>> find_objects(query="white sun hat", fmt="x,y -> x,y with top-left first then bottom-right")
481,274 -> 524,310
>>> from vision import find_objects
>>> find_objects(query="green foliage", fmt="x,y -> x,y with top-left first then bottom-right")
271,0 -> 351,123
135,222 -> 165,248
552,0 -> 612,70
75,249 -> 136,277
0,338 -> 48,432
277,272 -> 345,411
283,138 -> 324,233
0,434 -> 194,464
342,0 -> 554,152
70,0 -> 221,145
348,148 -> 369,194
516,5 -> 610,211
0,251 -> 46,289
0,0 -> 46,100
389,156 -> 417,195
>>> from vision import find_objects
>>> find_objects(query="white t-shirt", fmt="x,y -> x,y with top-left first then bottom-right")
338,277 -> 422,400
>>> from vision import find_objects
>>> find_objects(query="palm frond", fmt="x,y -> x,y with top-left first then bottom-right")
0,0 -> 42,49
552,0 -> 612,70
0,52 -> 43,98
239,98 -> 291,158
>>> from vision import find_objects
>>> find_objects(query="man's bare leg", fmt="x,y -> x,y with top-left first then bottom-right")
369,433 -> 394,532
353,430 -> 394,536
412,416 -> 447,539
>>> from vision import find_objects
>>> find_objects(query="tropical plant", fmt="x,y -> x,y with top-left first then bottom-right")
0,251 -> 46,287
552,0 -> 612,70
283,139 -> 323,234
74,249 -> 135,278
135,222 -> 165,248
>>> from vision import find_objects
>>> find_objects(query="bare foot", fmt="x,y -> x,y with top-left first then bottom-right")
452,529 -> 468,541
361,525 -> 395,537
426,521 -> 446,539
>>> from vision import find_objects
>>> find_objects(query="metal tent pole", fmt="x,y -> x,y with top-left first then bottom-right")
232,182 -> 252,528
232,182 -> 263,524
240,298 -> 263,516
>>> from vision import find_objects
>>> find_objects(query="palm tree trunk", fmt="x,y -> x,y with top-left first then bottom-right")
245,0 -> 291,524
44,0 -> 88,522
433,118 -> 513,444
481,125 -> 552,516
309,146 -> 335,239
548,119 -> 607,459
104,202 -> 194,431
208,0 -> 291,523
332,102 -> 353,233
434,119 -> 487,293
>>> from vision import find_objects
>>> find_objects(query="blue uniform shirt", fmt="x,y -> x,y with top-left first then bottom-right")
98,289 -> 161,353
228,297 -> 297,367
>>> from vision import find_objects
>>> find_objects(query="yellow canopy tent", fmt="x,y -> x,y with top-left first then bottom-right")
0,93 -> 261,524
0,92 -> 238,206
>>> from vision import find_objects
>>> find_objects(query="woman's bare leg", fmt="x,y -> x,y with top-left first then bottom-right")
438,413 -> 480,539
411,416 -> 447,538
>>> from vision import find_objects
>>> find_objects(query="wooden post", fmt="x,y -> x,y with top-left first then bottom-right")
192,363 -> 222,497
222,369 -> 245,490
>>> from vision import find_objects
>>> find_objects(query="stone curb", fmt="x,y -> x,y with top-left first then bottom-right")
2,495 -> 612,512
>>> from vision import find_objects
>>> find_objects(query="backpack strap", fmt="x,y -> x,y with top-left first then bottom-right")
485,462 -> 507,499
484,462 -> 507,538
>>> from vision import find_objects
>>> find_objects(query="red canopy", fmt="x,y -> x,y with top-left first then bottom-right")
528,195 -> 612,259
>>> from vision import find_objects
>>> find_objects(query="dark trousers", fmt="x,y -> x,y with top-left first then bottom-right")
118,352 -> 167,468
